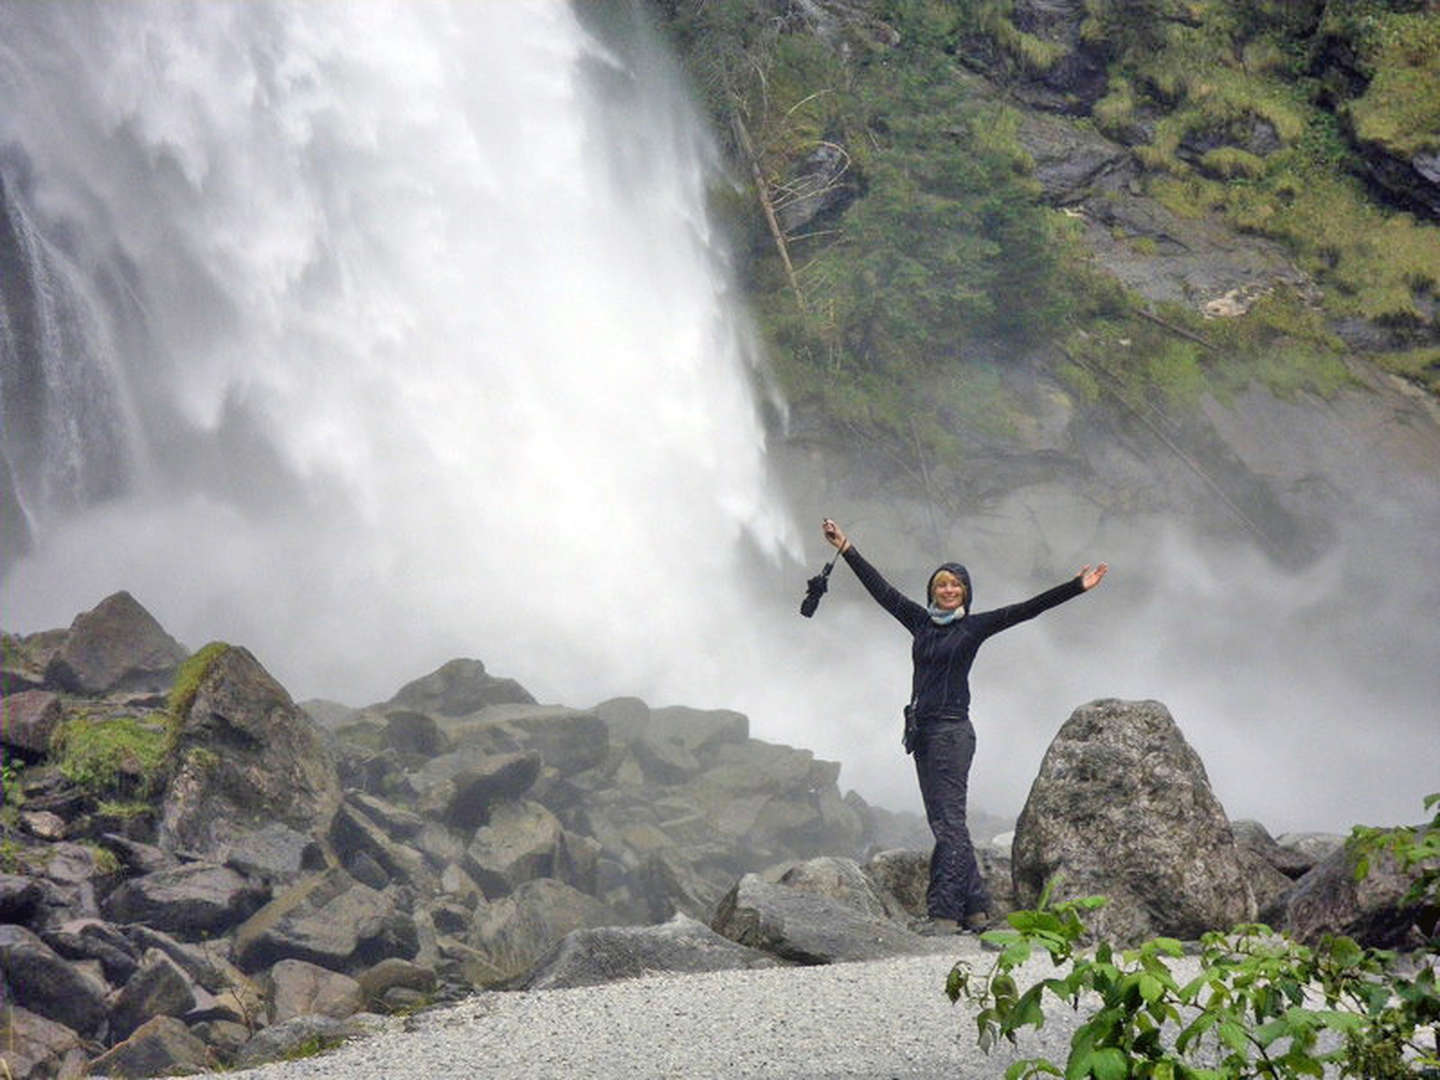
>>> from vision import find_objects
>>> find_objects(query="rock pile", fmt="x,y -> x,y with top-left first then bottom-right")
1,595 -> 1428,1079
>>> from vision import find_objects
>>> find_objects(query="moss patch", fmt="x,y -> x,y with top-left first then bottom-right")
52,712 -> 168,802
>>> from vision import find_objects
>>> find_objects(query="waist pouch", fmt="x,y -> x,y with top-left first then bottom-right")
902,704 -> 918,755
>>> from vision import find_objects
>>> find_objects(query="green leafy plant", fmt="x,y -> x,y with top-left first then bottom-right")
949,794 -> 1440,1078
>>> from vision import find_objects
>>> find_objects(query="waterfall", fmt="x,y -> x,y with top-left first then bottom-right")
0,0 -> 800,708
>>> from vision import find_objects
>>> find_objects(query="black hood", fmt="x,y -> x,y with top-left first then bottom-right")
927,561 -> 972,608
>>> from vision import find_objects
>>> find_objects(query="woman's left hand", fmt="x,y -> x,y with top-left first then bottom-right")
1079,563 -> 1109,590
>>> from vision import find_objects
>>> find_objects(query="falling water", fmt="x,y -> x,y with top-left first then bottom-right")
0,0 -> 798,707
4,2 -> 1436,838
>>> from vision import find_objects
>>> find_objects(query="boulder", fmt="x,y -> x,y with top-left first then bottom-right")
592,696 -> 651,743
710,873 -> 945,965
630,733 -> 702,785
1,689 -> 62,755
386,657 -> 535,715
0,872 -> 43,923
110,948 -> 198,1041
774,856 -> 897,920
463,799 -> 565,897
1275,831 -> 1346,866
864,849 -> 929,918
383,709 -> 450,757
436,704 -> 609,777
346,791 -> 426,840
1279,839 -> 1431,948
1,629 -> 65,695
96,834 -> 172,876
41,918 -> 140,983
88,1015 -> 211,1079
232,868 -> 414,973
221,821 -> 325,884
649,705 -> 750,754
1012,699 -> 1255,944
439,751 -> 542,830
466,877 -> 616,986
123,924 -> 253,998
101,862 -> 268,939
43,591 -> 188,695
0,924 -> 108,1036
1232,819 -> 1311,914
330,802 -> 429,887
161,645 -> 343,860
522,913 -> 783,990
0,1005 -> 87,1080
355,956 -> 436,1009
233,1014 -> 380,1070
265,958 -> 365,1023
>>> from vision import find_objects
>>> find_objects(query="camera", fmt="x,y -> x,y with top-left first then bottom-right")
799,563 -> 833,617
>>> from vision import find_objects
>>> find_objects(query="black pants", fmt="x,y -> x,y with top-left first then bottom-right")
912,717 -> 990,920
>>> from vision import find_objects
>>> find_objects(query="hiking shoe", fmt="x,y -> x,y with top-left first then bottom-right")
964,911 -> 991,933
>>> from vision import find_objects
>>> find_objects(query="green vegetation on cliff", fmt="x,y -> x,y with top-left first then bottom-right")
652,0 -> 1440,495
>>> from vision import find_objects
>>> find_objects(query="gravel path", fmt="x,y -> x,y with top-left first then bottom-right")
212,939 -> 1200,1080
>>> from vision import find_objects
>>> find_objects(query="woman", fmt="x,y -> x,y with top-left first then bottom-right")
820,517 -> 1107,934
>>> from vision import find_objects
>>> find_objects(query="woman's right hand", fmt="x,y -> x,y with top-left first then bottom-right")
822,518 -> 849,552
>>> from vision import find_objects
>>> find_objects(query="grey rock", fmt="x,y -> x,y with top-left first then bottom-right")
0,924 -> 108,1036
161,645 -> 343,861
710,873 -> 946,964
233,1014 -> 377,1070
1,689 -> 62,755
110,947 -> 198,1041
776,856 -> 897,919
43,591 -> 188,695
0,872 -> 43,923
221,822 -> 324,884
387,658 -> 535,716
232,868 -> 413,973
88,1015 -> 212,1079
466,877 -> 617,986
0,1005 -> 87,1080
97,834 -> 173,876
463,799 -> 564,897
441,751 -> 541,830
383,709 -> 449,757
102,862 -> 268,940
1233,819 -> 1317,879
1013,699 -> 1256,944
346,791 -> 426,839
188,1017 -> 250,1061
265,958 -> 365,1023
437,704 -> 609,777
1275,831 -> 1346,865
355,957 -> 436,1009
649,705 -> 749,754
123,924 -> 244,996
592,696 -> 651,743
1016,109 -> 1133,203
1279,840 -> 1428,948
864,849 -> 929,918
41,918 -> 140,983
630,733 -> 701,785
522,913 -> 783,990
330,802 -> 429,886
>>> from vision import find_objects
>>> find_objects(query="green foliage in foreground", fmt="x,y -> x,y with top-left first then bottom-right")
949,795 -> 1440,1079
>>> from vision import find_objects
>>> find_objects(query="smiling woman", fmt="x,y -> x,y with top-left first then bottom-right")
820,516 -> 1107,934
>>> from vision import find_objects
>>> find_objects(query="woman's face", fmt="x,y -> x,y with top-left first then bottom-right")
931,570 -> 967,611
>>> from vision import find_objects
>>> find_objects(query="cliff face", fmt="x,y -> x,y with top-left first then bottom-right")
650,0 -> 1440,566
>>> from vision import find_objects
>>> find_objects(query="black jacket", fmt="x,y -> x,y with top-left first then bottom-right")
842,546 -> 1085,721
